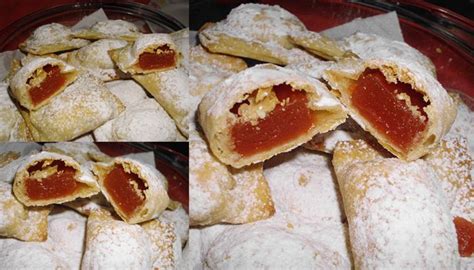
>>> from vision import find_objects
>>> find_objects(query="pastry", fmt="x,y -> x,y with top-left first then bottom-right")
110,33 -> 180,75
332,140 -> 459,268
42,142 -> 112,165
133,68 -> 196,137
19,23 -> 90,55
0,82 -> 30,141
198,63 -> 347,168
73,19 -> 141,41
0,182 -> 52,241
10,57 -> 78,110
20,74 -> 125,141
92,157 -> 170,224
324,54 -> 457,161
66,39 -> 128,81
198,3 -> 340,65
0,239 -> 69,269
13,151 -> 100,206
189,131 -> 274,226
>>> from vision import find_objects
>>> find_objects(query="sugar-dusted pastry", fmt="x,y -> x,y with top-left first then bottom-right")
63,194 -> 112,216
160,205 -> 189,245
81,209 -> 155,269
20,74 -> 125,141
289,30 -> 347,60
19,23 -> 90,55
170,28 -> 189,68
0,82 -> 30,141
110,33 -> 180,75
66,39 -> 128,81
324,54 -> 457,161
134,68 -> 195,137
73,19 -> 141,41
0,144 -> 41,183
92,157 -> 170,224
332,140 -> 459,268
42,142 -> 111,165
10,57 -> 78,110
0,239 -> 69,269
13,151 -> 100,206
0,182 -> 51,241
199,3 -> 339,65
190,131 -> 274,226
94,98 -> 178,141
198,63 -> 347,168
105,79 -> 149,107
425,137 -> 474,257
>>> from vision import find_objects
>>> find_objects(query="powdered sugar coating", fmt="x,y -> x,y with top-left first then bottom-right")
90,20 -> 139,37
447,95 -> 474,153
160,205 -> 189,245
105,80 -> 148,107
0,240 -> 69,270
0,83 -> 29,141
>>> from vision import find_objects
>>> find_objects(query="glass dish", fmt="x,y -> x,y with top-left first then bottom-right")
0,2 -> 185,51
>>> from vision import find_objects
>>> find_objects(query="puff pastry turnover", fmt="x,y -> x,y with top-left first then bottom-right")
0,182 -> 52,241
324,56 -> 456,161
10,57 -> 78,110
73,19 -> 141,41
19,23 -> 90,55
198,63 -> 347,168
332,140 -> 459,268
0,83 -> 30,141
13,151 -> 100,206
110,33 -> 180,75
92,158 -> 170,224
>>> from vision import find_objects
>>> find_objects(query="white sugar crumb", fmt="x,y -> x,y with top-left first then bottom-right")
264,148 -> 344,223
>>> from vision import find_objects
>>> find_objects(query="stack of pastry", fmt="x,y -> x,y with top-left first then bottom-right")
1,19 -> 191,142
0,142 -> 188,269
188,3 -> 473,269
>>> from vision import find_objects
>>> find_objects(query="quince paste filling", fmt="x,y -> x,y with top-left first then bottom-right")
137,45 -> 176,70
28,65 -> 68,106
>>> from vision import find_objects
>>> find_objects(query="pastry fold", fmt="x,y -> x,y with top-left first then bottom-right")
73,20 -> 141,41
110,33 -> 180,75
332,140 -> 459,269
198,63 -> 347,168
324,55 -> 456,161
20,74 -> 125,141
0,83 -> 30,141
92,158 -> 170,224
13,151 -> 100,206
10,57 -> 78,110
19,23 -> 90,55
0,182 -> 52,241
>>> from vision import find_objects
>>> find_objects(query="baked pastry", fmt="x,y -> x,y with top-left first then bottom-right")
198,63 -> 347,168
0,239 -> 69,269
189,131 -> 275,226
332,140 -> 459,268
324,55 -> 457,161
133,68 -> 195,137
10,57 -> 78,110
20,74 -> 125,141
13,151 -> 100,206
42,142 -> 111,165
92,157 -> 170,224
198,3 -> 338,65
109,33 -> 180,75
0,182 -> 52,241
66,39 -> 128,81
170,28 -> 190,68
0,83 -> 30,141
94,98 -> 178,141
19,23 -> 90,55
73,19 -> 141,41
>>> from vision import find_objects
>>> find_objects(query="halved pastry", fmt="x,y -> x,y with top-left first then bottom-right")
0,82 -> 30,141
10,57 -> 78,110
0,182 -> 52,241
333,140 -> 459,268
13,151 -> 100,206
20,74 -> 125,141
170,28 -> 190,68
42,142 -> 111,165
19,23 -> 90,55
190,131 -> 275,226
324,57 -> 457,161
133,68 -> 196,137
109,33 -> 180,75
198,3 -> 333,65
73,19 -> 141,41
198,63 -> 347,168
66,39 -> 128,81
92,158 -> 170,224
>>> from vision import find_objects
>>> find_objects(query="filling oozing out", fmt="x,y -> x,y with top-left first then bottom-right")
28,65 -> 67,106
138,45 -> 176,70
230,84 -> 314,157
350,69 -> 429,152
103,164 -> 147,217
454,216 -> 474,257
25,160 -> 80,200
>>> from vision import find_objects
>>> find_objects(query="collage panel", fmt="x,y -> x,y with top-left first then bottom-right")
0,141 -> 188,269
